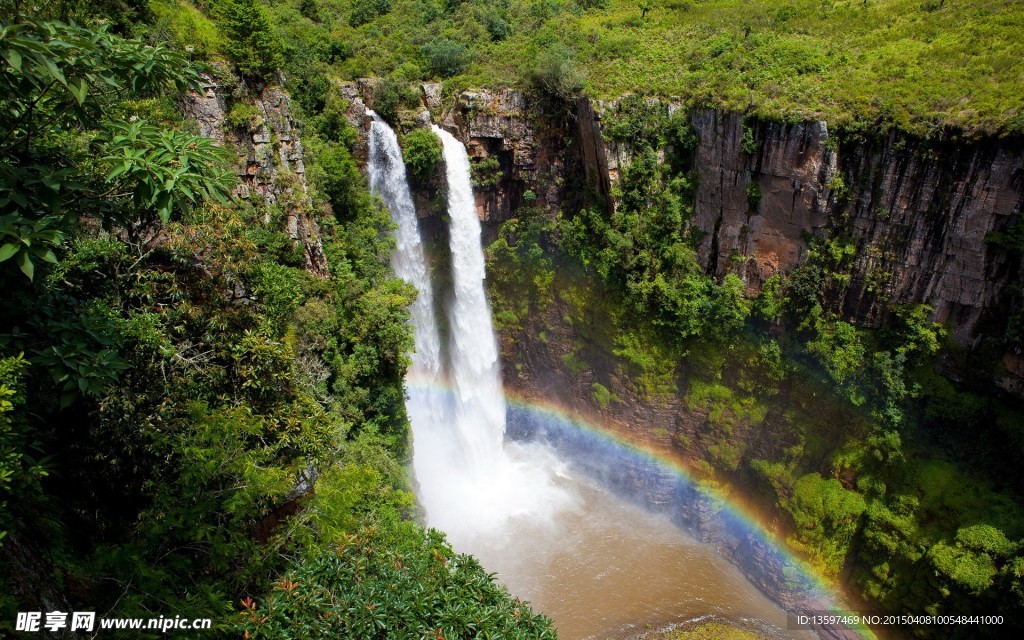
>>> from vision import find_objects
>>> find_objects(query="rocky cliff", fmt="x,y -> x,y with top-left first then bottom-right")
183,75 -> 328,277
429,89 -> 1023,348
689,111 -> 1023,345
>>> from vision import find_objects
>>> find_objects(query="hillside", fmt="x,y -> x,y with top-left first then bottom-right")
249,0 -> 1024,136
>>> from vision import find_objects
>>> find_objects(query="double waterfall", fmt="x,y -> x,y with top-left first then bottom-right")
366,113 -> 816,640
367,114 -> 571,552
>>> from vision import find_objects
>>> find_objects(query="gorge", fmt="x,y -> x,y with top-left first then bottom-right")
3,4 -> 1023,640
368,103 -> 857,639
345,72 -> 1024,639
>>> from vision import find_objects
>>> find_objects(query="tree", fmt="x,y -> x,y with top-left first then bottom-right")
532,43 -> 585,101
349,0 -> 392,28
401,128 -> 441,184
785,473 -> 867,576
0,17 -> 232,281
215,0 -> 283,80
422,38 -> 471,78
239,523 -> 556,639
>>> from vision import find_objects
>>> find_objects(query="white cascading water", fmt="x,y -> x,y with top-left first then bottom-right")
366,111 -> 446,437
369,114 -> 804,640
367,114 -> 571,554
423,125 -> 574,550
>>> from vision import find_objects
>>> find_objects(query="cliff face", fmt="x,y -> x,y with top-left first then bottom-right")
341,81 -> 1022,386
183,76 -> 328,277
690,111 -> 1023,344
439,91 -> 1023,345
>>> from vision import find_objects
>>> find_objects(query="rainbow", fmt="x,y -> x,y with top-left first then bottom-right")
405,377 -> 877,640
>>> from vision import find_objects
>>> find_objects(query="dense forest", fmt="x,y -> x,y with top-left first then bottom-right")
0,1 -> 553,637
2,0 -> 1023,639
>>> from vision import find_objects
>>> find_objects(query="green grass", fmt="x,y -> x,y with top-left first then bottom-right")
558,0 -> 1024,135
641,619 -> 768,640
267,0 -> 1024,136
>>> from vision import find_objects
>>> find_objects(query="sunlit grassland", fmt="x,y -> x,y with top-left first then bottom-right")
266,0 -> 1024,136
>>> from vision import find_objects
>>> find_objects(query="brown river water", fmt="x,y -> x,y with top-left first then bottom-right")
459,460 -> 816,640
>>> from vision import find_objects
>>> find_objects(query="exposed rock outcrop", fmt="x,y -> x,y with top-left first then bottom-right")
690,112 -> 1023,345
451,91 -> 1024,345
183,77 -> 328,277
340,80 -> 1022,388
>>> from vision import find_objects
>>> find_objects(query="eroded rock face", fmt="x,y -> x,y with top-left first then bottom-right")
451,88 -> 568,222
340,80 -> 1022,381
689,111 -> 1024,345
183,78 -> 328,277
438,90 -> 1023,349
691,111 -> 837,290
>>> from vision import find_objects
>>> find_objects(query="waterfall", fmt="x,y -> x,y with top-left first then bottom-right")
430,125 -> 505,472
370,111 -> 571,572
367,112 -> 442,377
419,125 -> 574,550
366,111 -> 447,454
369,116 -> 801,639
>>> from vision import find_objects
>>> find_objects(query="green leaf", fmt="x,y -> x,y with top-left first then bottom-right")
3,49 -> 22,72
0,243 -> 18,262
68,77 -> 88,105
15,250 -> 34,280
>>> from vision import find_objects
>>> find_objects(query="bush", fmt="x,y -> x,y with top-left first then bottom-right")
239,524 -> 556,639
401,128 -> 442,183
423,38 -> 472,78
370,78 -> 411,126
784,473 -> 867,577
532,44 -> 585,101
349,0 -> 392,28
224,101 -> 264,133
485,14 -> 511,41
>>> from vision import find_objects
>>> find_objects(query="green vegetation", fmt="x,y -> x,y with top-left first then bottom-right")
401,127 -> 442,183
241,523 -> 555,639
262,0 -> 1022,136
646,619 -> 767,640
213,0 -> 285,80
482,88 -> 1024,633
0,6 -> 552,637
485,206 -> 555,333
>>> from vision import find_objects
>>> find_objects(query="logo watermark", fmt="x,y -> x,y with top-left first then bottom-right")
16,611 -> 212,633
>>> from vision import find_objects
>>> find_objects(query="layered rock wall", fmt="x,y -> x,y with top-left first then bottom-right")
445,91 -> 1023,348
690,112 -> 1023,344
183,76 -> 328,276
341,80 -> 1023,353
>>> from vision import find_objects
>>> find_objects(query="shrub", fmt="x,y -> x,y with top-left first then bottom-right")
370,78 -> 411,126
784,473 -> 867,577
423,38 -> 472,78
299,0 -> 321,22
470,156 -> 502,188
401,128 -> 442,183
224,101 -> 264,133
532,44 -> 585,101
485,14 -> 510,41
349,0 -> 392,28
239,524 -> 556,639
591,382 -> 614,408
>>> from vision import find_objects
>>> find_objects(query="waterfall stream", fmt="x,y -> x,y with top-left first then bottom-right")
369,115 -> 811,639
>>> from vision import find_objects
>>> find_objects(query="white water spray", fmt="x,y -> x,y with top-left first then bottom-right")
367,114 -> 570,552
421,125 -> 574,549
369,115 -> 804,639
367,112 -> 447,441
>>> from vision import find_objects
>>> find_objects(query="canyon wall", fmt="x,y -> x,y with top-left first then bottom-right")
183,75 -> 328,277
438,88 -> 1023,347
687,111 -> 1023,345
341,81 -> 1023,389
